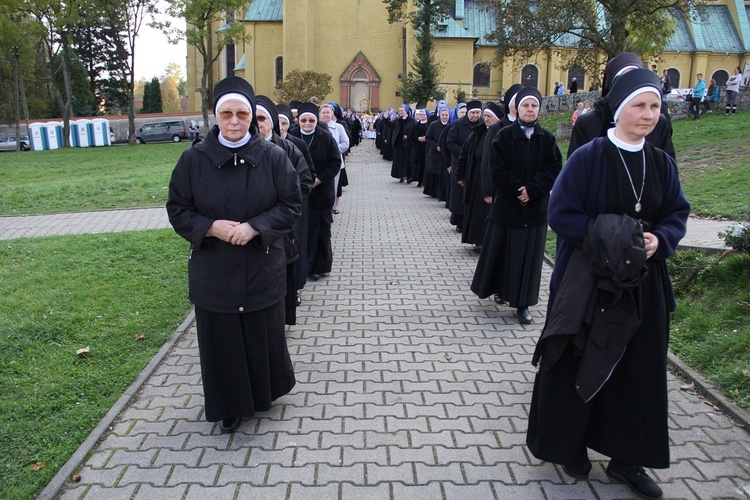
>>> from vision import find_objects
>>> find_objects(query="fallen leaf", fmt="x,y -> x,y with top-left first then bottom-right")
134,334 -> 145,341
680,383 -> 695,391
704,401 -> 720,410
42,314 -> 47,319
71,474 -> 81,482
738,301 -> 750,311
31,462 -> 44,471
743,370 -> 750,377
390,281 -> 399,286
444,353 -> 452,361
76,347 -> 90,356
20,449 -> 28,456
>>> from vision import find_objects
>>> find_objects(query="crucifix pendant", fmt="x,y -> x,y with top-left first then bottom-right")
635,202 -> 642,213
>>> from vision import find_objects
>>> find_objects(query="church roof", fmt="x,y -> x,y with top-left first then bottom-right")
245,0 -> 282,22
693,5 -> 744,53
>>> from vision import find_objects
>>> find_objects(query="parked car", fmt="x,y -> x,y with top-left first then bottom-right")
0,135 -> 30,152
134,120 -> 188,143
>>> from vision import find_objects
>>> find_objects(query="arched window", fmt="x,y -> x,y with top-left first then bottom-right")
473,63 -> 490,87
667,68 -> 681,89
521,64 -> 539,88
567,66 -> 585,90
275,56 -> 283,87
711,69 -> 729,86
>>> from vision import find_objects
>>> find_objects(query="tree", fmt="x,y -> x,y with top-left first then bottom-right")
160,73 -> 181,112
141,76 -> 162,112
275,70 -> 333,103
161,0 -> 250,132
480,0 -> 705,81
49,49 -> 96,117
384,0 -> 451,108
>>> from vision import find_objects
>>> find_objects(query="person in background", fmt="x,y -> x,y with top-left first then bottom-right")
423,106 -> 450,198
527,68 -> 689,500
569,77 -> 578,94
701,79 -> 719,114
689,73 -> 706,120
725,66 -> 742,116
582,100 -> 592,114
660,69 -> 672,101
409,108 -> 429,187
572,102 -> 585,125
166,76 -> 301,434
319,103 -> 349,214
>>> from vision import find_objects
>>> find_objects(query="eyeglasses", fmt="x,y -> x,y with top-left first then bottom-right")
299,118 -> 317,124
256,115 -> 268,122
218,110 -> 251,120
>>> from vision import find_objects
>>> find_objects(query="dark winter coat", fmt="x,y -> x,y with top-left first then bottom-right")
488,121 -> 562,228
425,120 -> 448,175
166,126 -> 302,314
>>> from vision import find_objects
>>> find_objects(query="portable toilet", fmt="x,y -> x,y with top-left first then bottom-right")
75,119 -> 92,147
28,123 -> 48,151
68,120 -> 80,147
45,121 -> 63,149
91,118 -> 111,146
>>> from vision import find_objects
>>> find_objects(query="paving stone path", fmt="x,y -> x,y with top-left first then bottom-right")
18,142 -> 749,499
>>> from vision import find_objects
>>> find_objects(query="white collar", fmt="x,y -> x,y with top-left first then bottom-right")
218,131 -> 251,148
607,128 -> 644,152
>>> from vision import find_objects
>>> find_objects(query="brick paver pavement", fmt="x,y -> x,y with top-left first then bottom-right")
32,142 -> 750,499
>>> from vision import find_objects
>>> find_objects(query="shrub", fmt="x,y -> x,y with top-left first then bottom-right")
722,223 -> 750,254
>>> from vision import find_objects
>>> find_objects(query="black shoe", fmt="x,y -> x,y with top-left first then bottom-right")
606,460 -> 663,500
310,273 -> 320,281
219,416 -> 241,434
295,292 -> 302,306
517,307 -> 531,324
399,178 -> 404,183
493,294 -> 505,305
473,244 -> 482,254
562,451 -> 592,478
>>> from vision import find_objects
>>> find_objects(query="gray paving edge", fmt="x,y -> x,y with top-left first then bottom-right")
37,309 -> 196,500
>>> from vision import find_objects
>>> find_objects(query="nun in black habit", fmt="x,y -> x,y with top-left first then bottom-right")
167,77 -> 302,434
568,52 -> 675,159
409,108 -> 429,187
423,106 -> 450,198
471,87 -> 562,324
447,101 -> 481,226
456,102 -> 503,249
388,104 -> 416,182
527,69 -> 689,500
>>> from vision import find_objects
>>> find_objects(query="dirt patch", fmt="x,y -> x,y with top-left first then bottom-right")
679,145 -> 750,173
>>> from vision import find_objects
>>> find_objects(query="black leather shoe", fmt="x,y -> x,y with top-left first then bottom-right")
606,460 -> 663,499
310,273 -> 320,281
517,307 -> 531,324
562,452 -> 592,478
295,292 -> 302,306
473,244 -> 482,254
493,294 -> 505,305
219,416 -> 241,434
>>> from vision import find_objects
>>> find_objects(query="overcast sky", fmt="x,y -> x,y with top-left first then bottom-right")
133,15 -> 186,81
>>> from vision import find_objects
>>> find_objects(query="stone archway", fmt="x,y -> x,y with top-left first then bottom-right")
340,52 -> 381,111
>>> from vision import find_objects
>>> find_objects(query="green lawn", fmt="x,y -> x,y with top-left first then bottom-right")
0,143 -> 186,214
0,230 -> 191,499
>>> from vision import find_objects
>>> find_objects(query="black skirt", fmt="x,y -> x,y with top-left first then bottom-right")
423,172 -> 439,197
194,302 -> 295,422
526,259 -> 671,468
470,223 -> 547,307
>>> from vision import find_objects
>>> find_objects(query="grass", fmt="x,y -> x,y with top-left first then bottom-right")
668,250 -> 750,412
0,230 -> 191,499
0,143 -> 187,214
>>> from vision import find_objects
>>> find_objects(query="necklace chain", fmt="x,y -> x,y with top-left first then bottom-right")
616,147 -> 646,213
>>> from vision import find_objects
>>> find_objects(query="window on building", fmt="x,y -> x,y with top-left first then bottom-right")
521,64 -> 539,88
667,68 -> 681,89
275,56 -> 284,87
226,10 -> 234,23
712,69 -> 729,86
473,63 -> 490,87
225,44 -> 235,76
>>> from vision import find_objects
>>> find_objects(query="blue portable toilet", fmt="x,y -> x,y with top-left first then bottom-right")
29,123 -> 48,151
69,121 -> 80,147
75,119 -> 92,147
45,121 -> 63,149
92,118 -> 111,146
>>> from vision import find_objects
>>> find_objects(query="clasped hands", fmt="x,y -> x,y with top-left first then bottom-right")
517,186 -> 530,206
206,219 -> 259,246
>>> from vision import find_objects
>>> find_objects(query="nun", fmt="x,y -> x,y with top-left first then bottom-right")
423,106 -> 451,198
166,77 -> 302,434
470,87 -> 562,324
388,104 -> 416,182
527,68 -> 689,500
446,99 -> 483,230
408,108 -> 430,187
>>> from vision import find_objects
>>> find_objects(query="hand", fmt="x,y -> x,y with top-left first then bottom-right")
313,178 -> 322,188
457,179 -> 465,187
436,146 -> 441,152
484,196 -> 493,204
418,136 -> 426,142
205,219 -> 240,242
517,186 -> 530,205
227,222 -> 259,246
644,232 -> 659,259
447,166 -> 452,174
